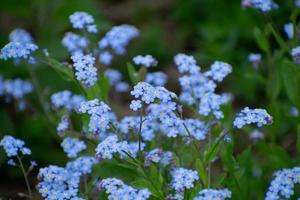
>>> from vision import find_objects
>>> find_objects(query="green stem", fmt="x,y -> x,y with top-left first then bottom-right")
207,129 -> 212,188
138,106 -> 144,159
203,130 -> 231,165
138,164 -> 165,200
26,64 -> 56,126
17,155 -> 32,199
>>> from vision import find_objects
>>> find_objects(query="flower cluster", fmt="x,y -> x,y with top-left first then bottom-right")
99,178 -> 151,200
66,156 -> 97,175
69,11 -> 97,33
104,69 -> 129,92
119,116 -> 159,141
145,72 -> 168,86
248,53 -> 262,67
171,167 -> 199,192
61,137 -> 87,158
144,148 -> 174,166
174,53 -> 200,74
95,134 -> 144,159
37,165 -> 81,199
175,53 -> 231,119
291,46 -> 300,64
9,28 -> 33,44
130,81 -> 177,108
233,107 -> 272,128
0,135 -> 31,157
133,55 -> 158,68
0,42 -> 38,61
78,99 -> 116,134
0,78 -> 33,99
183,118 -> 209,140
194,188 -> 232,200
204,61 -> 232,82
51,90 -> 85,111
99,51 -> 113,65
265,166 -> 300,200
99,24 -> 139,55
242,0 -> 278,12
62,32 -> 89,54
71,53 -> 98,87
37,156 -> 97,199
57,115 -> 70,134
249,129 -> 264,141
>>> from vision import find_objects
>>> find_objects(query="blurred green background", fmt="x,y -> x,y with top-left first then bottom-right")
0,0 -> 299,199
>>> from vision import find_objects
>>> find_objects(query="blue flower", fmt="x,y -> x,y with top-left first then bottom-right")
194,188 -> 232,200
9,28 -> 33,44
118,116 -> 159,141
95,134 -> 145,159
233,107 -> 272,128
57,116 -> 70,135
130,82 -> 177,106
129,100 -> 142,111
204,61 -> 232,82
115,82 -> 130,92
133,55 -> 158,68
284,23 -> 294,40
249,129 -> 264,141
69,12 -> 98,33
98,24 -> 139,55
99,51 -> 113,65
248,0 -> 278,12
145,72 -> 168,86
51,90 -> 85,111
0,135 -> 31,157
265,166 -> 300,200
104,69 -> 122,85
99,178 -> 151,200
0,42 -> 38,61
248,53 -> 262,67
78,99 -> 116,134
171,167 -> 199,192
3,78 -> 33,99
71,52 -> 98,87
95,135 -> 119,159
198,92 -> 225,119
7,159 -> 16,166
61,137 -> 87,158
183,119 -> 209,140
144,149 -> 174,166
291,46 -> 300,64
174,53 -> 200,74
37,165 -> 80,199
144,148 -> 163,166
66,156 -> 97,175
62,32 -> 89,54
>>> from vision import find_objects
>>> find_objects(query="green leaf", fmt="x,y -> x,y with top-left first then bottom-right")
281,59 -> 300,107
131,178 -> 163,199
204,137 -> 221,165
254,27 -> 269,54
46,57 -> 74,81
99,74 -> 110,101
266,66 -> 281,101
127,63 -> 138,84
195,158 -> 207,186
86,75 -> 110,101
137,67 -> 147,82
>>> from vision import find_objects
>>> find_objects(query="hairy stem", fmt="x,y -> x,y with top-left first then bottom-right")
17,155 -> 32,199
